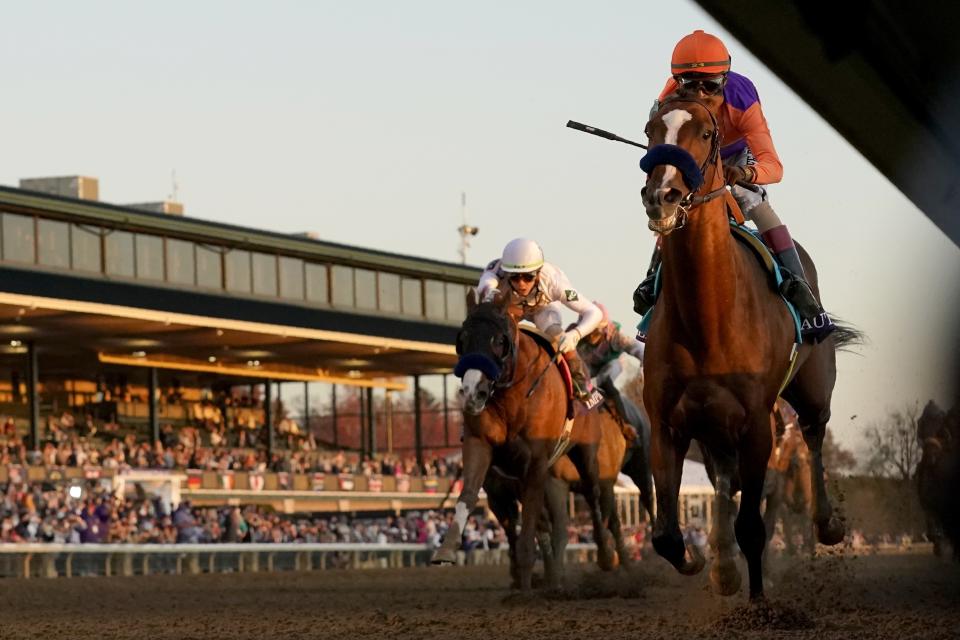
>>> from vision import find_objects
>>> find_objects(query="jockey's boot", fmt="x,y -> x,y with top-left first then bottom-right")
562,351 -> 593,400
760,222 -> 826,321
632,244 -> 662,316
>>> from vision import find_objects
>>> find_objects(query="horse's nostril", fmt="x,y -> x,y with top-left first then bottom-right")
661,188 -> 681,204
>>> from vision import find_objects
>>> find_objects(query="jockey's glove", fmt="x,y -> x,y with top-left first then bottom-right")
557,329 -> 581,353
723,164 -> 754,186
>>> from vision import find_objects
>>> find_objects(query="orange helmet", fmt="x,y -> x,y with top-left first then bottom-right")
671,30 -> 731,76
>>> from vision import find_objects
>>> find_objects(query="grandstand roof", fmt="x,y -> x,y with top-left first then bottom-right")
0,186 -> 481,384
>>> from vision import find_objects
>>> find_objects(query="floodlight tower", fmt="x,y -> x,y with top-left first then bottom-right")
457,191 -> 479,264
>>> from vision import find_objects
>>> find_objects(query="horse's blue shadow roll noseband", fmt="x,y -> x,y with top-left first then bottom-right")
639,144 -> 704,192
454,352 -> 501,380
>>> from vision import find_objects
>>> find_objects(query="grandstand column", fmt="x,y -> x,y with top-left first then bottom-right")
303,381 -> 309,434
265,380 -> 274,456
359,387 -> 367,458
413,375 -> 423,469
26,341 -> 39,452
385,390 -> 394,453
331,385 -> 339,448
366,386 -> 376,457
148,367 -> 159,445
442,374 -> 450,447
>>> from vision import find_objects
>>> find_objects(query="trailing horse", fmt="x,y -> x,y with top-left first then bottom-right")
431,293 -> 614,589
545,407 -> 630,571
639,96 -> 863,599
762,403 -> 814,560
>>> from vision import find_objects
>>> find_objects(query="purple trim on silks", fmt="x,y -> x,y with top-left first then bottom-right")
639,144 -> 704,191
762,225 -> 795,253
722,71 -> 759,112
720,138 -> 748,160
453,353 -> 500,380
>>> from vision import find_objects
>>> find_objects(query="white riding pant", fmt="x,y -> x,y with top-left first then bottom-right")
726,147 -> 782,233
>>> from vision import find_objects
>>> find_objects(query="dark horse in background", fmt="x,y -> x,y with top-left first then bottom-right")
916,399 -> 960,559
763,402 -> 814,560
431,293 -> 614,589
639,96 -> 863,599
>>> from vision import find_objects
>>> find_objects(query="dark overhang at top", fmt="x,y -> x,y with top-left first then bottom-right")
696,0 -> 960,247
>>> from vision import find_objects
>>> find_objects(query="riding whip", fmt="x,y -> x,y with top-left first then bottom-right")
566,119 -> 760,192
566,120 -> 647,149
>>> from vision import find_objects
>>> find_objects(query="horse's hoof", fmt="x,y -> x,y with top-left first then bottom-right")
816,517 -> 845,546
709,558 -> 741,596
679,544 -> 705,576
430,547 -> 457,565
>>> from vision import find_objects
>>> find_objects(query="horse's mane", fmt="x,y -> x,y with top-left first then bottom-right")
466,301 -> 513,332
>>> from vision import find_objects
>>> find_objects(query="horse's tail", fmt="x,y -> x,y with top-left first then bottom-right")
830,316 -> 867,353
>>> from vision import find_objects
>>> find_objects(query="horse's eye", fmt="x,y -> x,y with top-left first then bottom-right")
702,130 -> 712,140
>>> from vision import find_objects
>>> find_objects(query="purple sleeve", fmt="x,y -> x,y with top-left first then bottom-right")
722,72 -> 760,112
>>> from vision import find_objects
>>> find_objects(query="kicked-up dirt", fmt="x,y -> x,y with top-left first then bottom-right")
0,552 -> 957,639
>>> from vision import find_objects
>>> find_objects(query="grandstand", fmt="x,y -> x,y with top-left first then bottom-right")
0,177 -> 481,517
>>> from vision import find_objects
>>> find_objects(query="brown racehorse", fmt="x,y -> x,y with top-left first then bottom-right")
431,293 -> 614,589
763,403 -> 814,559
546,408 -> 629,570
639,96 -> 863,599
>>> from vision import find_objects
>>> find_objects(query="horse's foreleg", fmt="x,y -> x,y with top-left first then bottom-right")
544,477 -> 569,588
735,421 -> 773,601
799,423 -> 844,545
650,425 -> 703,575
761,469 -> 782,577
484,475 -> 521,587
568,443 -> 615,571
622,439 -> 656,521
707,453 -> 742,596
516,458 -> 549,590
432,435 -> 493,564
600,480 -> 628,569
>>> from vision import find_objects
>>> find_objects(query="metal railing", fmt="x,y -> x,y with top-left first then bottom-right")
0,542 -> 601,579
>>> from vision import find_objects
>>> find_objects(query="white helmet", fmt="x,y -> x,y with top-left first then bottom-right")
500,238 -> 544,273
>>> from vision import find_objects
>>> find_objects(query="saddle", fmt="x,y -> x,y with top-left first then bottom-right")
637,220 -> 810,346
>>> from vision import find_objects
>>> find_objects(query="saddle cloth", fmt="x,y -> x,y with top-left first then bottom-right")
636,220 -> 804,345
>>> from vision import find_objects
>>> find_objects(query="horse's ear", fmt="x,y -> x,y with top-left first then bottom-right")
466,288 -> 479,312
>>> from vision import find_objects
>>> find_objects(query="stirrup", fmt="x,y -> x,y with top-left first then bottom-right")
779,277 -> 822,320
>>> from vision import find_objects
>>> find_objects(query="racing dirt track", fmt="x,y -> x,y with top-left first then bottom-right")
0,553 -> 957,639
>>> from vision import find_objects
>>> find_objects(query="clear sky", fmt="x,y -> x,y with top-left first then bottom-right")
2,1 -> 957,451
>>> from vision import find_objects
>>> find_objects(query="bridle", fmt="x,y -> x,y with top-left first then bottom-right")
454,308 -> 520,393
642,96 -> 728,232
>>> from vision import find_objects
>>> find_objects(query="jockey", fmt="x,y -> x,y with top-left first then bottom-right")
478,238 -> 602,399
576,302 -> 646,440
633,29 -> 830,336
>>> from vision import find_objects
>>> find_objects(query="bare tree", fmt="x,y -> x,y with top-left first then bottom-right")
861,402 -> 922,480
822,427 -> 857,476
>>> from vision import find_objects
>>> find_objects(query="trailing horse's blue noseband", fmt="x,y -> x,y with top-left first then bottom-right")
639,144 -> 704,192
453,352 -> 501,380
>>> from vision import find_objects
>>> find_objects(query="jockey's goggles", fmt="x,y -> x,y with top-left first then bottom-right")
676,74 -> 726,95
508,272 -> 538,284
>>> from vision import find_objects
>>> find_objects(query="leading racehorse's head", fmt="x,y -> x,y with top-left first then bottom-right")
639,97 -> 722,235
453,290 -> 517,415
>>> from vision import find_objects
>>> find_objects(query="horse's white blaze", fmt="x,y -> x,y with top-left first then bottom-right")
660,109 -> 693,191
460,369 -> 484,403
